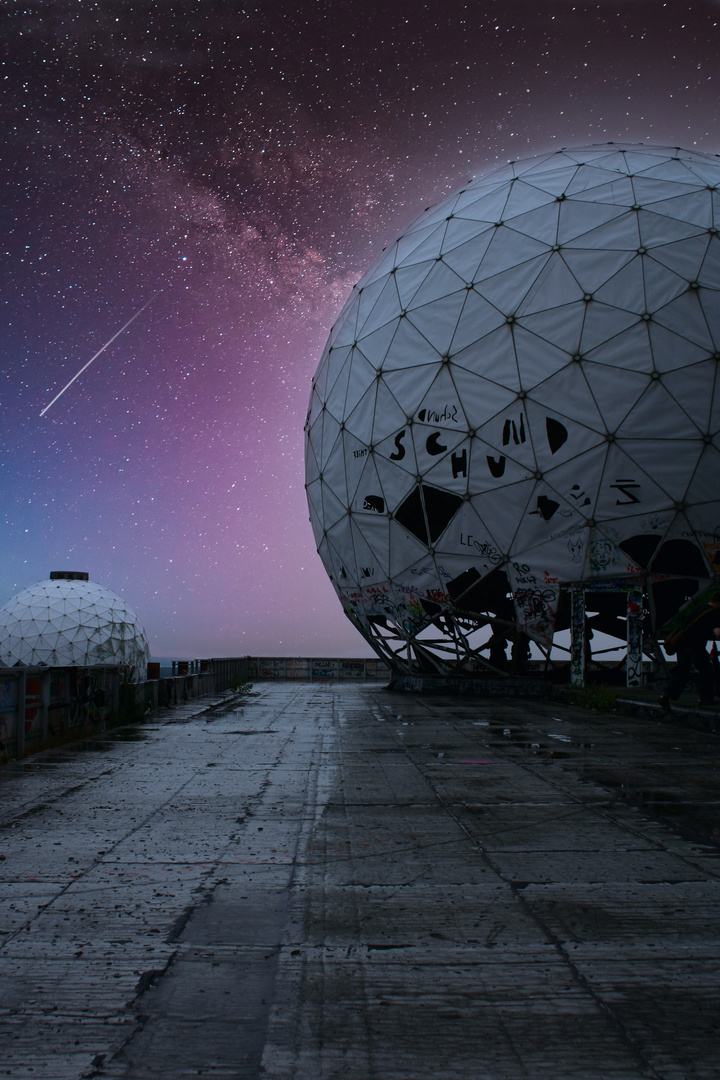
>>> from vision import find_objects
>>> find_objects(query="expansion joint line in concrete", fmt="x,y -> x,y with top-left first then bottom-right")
110,686 -> 320,1078
461,708 -> 720,884
377,703 -> 669,1080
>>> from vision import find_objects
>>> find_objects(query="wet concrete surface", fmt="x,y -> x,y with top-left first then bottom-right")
0,683 -> 719,1079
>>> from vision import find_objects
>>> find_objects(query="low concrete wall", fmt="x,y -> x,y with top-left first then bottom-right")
247,657 -> 390,682
0,656 -> 390,760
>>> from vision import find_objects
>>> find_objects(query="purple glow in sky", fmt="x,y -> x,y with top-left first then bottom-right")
3,1 -> 720,658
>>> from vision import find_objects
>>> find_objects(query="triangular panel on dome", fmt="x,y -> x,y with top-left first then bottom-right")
420,434 -> 472,497
473,256 -> 550,318
321,341 -> 352,402
637,187 -> 712,229
513,162 -> 575,196
649,233 -> 710,283
515,300 -> 584,358
507,564 -> 559,647
583,525 -> 642,581
388,517 -> 434,580
324,514 -> 357,585
525,400 -> 605,475
684,443 -> 720,507
344,381 -> 380,445
375,451 -> 418,512
699,235 -> 720,289
352,454 -> 389,517
475,227 -> 550,282
394,222 -> 450,268
356,322 -> 403,380
453,184 -> 512,224
355,275 -> 403,340
332,429 -> 370,507
351,513 -> 390,580
447,289 -> 507,355
501,178 -> 560,219
598,440 -> 695,513
407,293 -> 468,360
565,165 -> 631,197
502,202 -> 560,247
557,200 -> 632,246
526,359 -> 602,429
379,316 -> 444,372
556,247 -> 635,297
647,320 -> 711,374
661,361 -> 715,432
471,476 -> 536,553
510,532 -> 584,593
615,382 -> 702,441
374,423 -> 419,477
343,349 -> 380,417
642,258 -> 697,313
512,325 -> 576,388
381,360 -> 440,420
447,367 -> 518,431
316,409 -> 342,471
510,472 -> 593,564
473,402 -> 537,476
567,176 -> 637,210
408,259 -> 467,309
622,148 -> 686,175
578,362 -> 647,434
582,314 -> 652,371
318,480 -> 348,533
391,260 -> 437,310
354,272 -> 396,329
440,231 -> 495,284
326,295 -> 361,351
653,291 -> 715,352
324,356 -> 354,425
441,215 -> 496,257
699,291 -> 720,352
432,501 -> 504,572
367,378 -> 410,445
637,209 -> 705,252
516,255 -> 584,317
412,363 -> 468,431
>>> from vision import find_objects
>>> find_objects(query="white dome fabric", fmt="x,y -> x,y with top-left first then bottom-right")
0,579 -> 150,675
305,144 -> 720,657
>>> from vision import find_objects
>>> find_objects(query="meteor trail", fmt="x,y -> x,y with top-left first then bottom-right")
40,294 -> 159,417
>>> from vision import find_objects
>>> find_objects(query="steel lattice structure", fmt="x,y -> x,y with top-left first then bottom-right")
305,144 -> 720,675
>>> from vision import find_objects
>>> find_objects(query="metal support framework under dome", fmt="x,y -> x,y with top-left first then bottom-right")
343,576 -> 655,688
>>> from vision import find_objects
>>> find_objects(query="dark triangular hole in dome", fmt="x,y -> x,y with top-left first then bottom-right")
447,567 -> 513,619
651,539 -> 707,577
394,485 -> 463,546
447,565 -> 482,602
422,485 -> 464,543
394,486 -> 427,544
619,534 -> 661,569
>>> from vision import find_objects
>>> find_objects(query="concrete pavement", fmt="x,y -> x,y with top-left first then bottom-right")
0,683 -> 719,1079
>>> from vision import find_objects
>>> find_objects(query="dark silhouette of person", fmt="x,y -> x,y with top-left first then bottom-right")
662,595 -> 720,709
510,630 -> 531,675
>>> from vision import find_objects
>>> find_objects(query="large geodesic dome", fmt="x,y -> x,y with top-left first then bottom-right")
305,144 -> 720,675
0,573 -> 150,677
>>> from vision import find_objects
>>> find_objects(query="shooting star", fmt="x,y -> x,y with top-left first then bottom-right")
40,293 -> 159,417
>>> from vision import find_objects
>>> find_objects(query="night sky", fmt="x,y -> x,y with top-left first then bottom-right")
3,1 -> 720,659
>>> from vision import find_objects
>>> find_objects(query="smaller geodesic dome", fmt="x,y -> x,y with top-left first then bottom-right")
0,572 -> 150,677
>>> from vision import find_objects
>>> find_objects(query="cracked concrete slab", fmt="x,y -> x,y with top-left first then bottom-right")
0,684 -> 719,1079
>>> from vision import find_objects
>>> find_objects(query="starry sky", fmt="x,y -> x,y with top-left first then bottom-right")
3,1 -> 720,659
